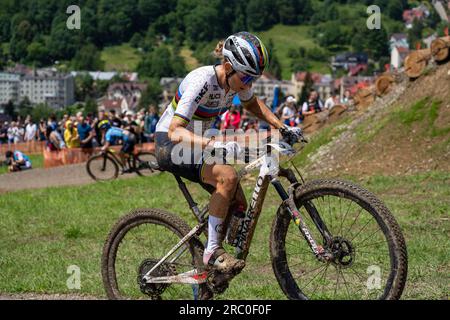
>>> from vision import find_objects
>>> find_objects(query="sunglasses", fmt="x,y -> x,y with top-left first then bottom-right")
230,69 -> 258,85
237,72 -> 259,85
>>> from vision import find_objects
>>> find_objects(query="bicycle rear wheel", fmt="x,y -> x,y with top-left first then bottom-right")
270,179 -> 407,300
86,154 -> 119,181
102,208 -> 210,300
135,151 -> 159,177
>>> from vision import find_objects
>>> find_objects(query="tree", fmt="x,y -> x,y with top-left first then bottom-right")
0,47 -> 6,70
26,41 -> 50,67
387,1 -> 404,21
139,78 -> 162,109
83,97 -> 98,116
130,33 -> 144,48
4,100 -> 16,118
75,74 -> 95,101
246,0 -> 279,31
17,97 -> 32,118
48,21 -> 81,61
137,45 -> 186,78
299,72 -> 313,105
31,103 -> 53,122
365,24 -> 389,60
72,44 -> 104,71
184,4 -> 221,43
408,19 -> 425,49
266,39 -> 282,79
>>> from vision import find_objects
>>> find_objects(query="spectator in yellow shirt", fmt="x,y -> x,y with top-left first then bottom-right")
64,120 -> 80,148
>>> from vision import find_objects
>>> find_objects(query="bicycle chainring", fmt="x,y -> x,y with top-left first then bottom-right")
137,259 -> 176,298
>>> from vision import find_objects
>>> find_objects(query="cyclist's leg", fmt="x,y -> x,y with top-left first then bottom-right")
201,163 -> 245,272
120,140 -> 135,171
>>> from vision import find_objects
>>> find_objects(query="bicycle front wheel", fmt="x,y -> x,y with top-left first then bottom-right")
270,179 -> 408,300
102,208 -> 210,300
86,154 -> 119,181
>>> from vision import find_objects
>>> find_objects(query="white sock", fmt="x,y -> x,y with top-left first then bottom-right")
203,215 -> 224,264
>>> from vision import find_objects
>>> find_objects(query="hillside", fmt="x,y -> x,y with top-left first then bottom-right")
293,60 -> 450,178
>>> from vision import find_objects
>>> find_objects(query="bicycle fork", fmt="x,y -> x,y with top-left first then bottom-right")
272,179 -> 334,262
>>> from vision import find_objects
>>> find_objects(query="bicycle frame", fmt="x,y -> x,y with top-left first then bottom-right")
143,144 -> 334,286
99,149 -> 123,168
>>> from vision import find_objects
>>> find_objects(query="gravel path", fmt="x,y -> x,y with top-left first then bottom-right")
0,162 -> 141,193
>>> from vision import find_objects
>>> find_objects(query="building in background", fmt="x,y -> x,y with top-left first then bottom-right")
98,82 -> 148,114
70,71 -> 138,82
0,73 -> 21,105
252,73 -> 296,106
291,72 -> 335,102
331,52 -> 369,73
0,69 -> 75,109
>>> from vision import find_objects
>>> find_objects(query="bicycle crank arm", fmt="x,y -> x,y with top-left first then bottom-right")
145,269 -> 208,285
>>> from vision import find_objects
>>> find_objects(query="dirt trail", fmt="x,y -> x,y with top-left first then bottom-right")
304,62 -> 450,178
0,163 -> 140,193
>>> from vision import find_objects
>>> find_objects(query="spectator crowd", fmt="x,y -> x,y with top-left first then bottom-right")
0,106 -> 161,154
0,89 -> 353,160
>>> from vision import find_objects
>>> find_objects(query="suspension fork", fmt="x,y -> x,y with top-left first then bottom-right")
278,167 -> 333,245
272,179 -> 332,260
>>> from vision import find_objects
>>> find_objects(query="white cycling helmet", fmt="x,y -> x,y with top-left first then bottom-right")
222,32 -> 269,77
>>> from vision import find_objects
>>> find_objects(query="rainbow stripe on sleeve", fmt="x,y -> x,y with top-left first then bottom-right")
171,87 -> 229,122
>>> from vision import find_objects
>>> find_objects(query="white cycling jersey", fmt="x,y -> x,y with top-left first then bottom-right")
156,65 -> 254,134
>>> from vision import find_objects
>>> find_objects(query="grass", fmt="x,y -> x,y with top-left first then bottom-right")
0,165 -> 448,299
0,154 -> 43,175
258,24 -> 331,79
180,46 -> 200,71
101,43 -> 142,72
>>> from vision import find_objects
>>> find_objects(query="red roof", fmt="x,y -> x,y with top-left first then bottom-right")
101,99 -> 123,110
403,9 -> 425,23
348,64 -> 368,76
108,82 -> 147,93
294,72 -> 323,84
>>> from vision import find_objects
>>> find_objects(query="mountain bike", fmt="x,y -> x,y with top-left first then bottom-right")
101,133 -> 408,300
86,148 -> 158,181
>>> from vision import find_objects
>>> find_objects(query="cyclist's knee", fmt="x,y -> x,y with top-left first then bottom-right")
216,166 -> 238,192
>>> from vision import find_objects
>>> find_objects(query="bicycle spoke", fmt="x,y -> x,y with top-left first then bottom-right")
338,197 -> 353,236
310,263 -> 330,298
295,264 -> 327,280
343,206 -> 364,239
352,226 -> 384,248
333,265 -> 340,298
350,219 -> 378,243
300,264 -> 328,291
339,268 -> 352,300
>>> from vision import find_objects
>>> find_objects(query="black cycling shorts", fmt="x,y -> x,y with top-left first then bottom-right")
121,133 -> 136,154
155,132 -> 221,194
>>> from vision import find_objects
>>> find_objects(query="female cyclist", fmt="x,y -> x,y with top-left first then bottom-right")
154,32 -> 302,275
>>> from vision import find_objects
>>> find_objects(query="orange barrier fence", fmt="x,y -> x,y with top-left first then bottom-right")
43,143 -> 156,168
0,141 -> 46,156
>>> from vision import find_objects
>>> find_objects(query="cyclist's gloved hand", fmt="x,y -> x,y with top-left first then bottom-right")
212,141 -> 243,157
280,125 -> 303,146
